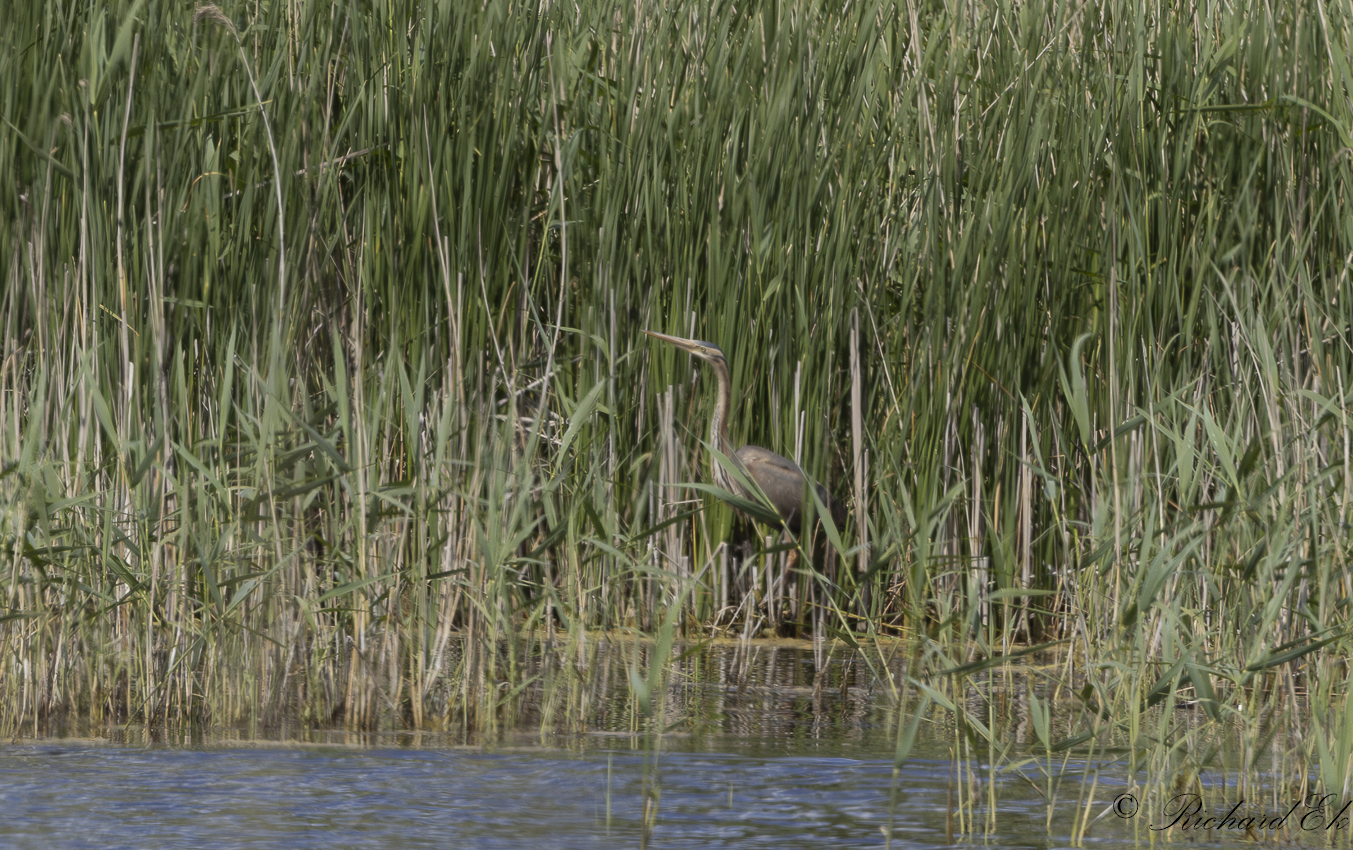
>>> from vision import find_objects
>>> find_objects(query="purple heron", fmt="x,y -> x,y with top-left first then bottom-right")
643,330 -> 846,534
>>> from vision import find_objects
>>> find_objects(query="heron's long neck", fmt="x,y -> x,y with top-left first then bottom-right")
708,358 -> 733,458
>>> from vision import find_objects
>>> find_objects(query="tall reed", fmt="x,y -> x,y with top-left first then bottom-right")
1,0 -> 1350,809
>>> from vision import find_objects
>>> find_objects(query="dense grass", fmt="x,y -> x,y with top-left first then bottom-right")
3,0 -> 1353,828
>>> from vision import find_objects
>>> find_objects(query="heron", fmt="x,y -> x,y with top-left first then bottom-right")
643,330 -> 846,534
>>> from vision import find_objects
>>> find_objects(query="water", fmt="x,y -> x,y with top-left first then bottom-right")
0,738 -> 1096,849
0,641 -> 1299,849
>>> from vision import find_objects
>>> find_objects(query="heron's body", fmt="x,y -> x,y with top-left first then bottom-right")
643,330 -> 844,534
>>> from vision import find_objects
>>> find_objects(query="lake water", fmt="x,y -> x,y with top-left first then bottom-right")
0,737 -> 1134,849
0,641 -> 1302,849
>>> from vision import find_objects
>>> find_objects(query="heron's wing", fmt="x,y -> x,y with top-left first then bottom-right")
734,445 -> 847,531
734,445 -> 808,528
734,445 -> 804,476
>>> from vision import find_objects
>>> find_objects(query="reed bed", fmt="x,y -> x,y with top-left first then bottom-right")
3,0 -> 1352,834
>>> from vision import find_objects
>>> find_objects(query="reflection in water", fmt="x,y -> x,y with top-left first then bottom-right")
0,642 -> 1262,849
509,638 -> 890,745
0,740 -> 1139,850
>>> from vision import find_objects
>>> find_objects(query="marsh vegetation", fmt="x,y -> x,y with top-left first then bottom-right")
2,0 -> 1352,838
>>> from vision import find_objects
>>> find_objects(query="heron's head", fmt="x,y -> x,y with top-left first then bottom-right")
642,330 -> 726,366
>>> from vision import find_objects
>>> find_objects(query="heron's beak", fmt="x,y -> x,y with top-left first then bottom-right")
642,329 -> 703,354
